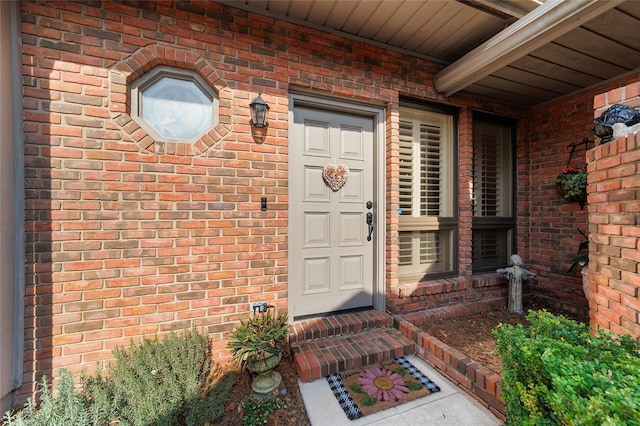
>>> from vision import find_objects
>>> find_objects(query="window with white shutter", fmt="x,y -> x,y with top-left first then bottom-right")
472,117 -> 516,271
398,106 -> 457,279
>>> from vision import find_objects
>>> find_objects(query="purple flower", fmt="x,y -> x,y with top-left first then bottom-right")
359,368 -> 409,401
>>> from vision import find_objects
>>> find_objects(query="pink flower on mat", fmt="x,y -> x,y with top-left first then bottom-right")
359,368 -> 409,401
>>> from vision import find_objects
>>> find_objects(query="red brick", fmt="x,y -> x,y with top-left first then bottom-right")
598,305 -> 622,325
621,317 -> 640,337
608,88 -> 622,103
593,93 -> 607,110
597,285 -> 621,303
485,373 -> 502,396
590,310 -> 610,331
17,0 -> 640,407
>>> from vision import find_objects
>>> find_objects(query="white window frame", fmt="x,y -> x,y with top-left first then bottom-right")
130,66 -> 219,143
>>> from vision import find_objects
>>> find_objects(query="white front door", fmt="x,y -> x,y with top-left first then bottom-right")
289,105 -> 376,319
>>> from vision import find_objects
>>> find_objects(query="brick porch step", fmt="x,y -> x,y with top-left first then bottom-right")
290,310 -> 416,382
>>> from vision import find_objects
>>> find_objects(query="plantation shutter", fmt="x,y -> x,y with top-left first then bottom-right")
398,107 -> 454,277
473,124 -> 512,218
472,119 -> 514,271
399,120 -> 414,216
474,133 -> 500,217
423,123 -> 442,216
399,229 -> 441,266
472,229 -> 509,267
399,118 -> 443,218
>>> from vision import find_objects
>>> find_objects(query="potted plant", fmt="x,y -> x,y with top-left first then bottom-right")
227,309 -> 289,394
555,166 -> 587,207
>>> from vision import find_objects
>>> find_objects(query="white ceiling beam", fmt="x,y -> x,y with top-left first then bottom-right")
464,0 -> 527,19
434,0 -> 624,97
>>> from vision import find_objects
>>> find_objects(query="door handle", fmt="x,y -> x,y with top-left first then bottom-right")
366,212 -> 374,241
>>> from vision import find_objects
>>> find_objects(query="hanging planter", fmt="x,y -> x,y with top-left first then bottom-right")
555,166 -> 587,208
554,138 -> 592,209
555,183 -> 587,204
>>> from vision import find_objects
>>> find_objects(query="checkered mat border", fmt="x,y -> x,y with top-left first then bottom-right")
326,357 -> 441,420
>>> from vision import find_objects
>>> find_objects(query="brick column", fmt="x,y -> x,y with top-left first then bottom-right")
588,82 -> 640,339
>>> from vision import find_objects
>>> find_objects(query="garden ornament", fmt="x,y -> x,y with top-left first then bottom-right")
497,254 -> 536,314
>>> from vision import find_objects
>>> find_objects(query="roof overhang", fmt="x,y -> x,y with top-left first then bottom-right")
434,0 -> 624,96
217,1 -> 640,107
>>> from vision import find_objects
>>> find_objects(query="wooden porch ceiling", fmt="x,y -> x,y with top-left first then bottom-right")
218,0 -> 640,107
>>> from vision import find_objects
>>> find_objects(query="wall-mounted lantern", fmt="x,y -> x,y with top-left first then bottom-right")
249,93 -> 270,128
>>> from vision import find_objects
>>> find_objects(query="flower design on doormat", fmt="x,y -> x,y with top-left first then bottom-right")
327,357 -> 440,420
358,367 -> 409,402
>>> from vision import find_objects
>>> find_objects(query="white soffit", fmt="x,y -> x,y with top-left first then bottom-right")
434,0 -> 624,97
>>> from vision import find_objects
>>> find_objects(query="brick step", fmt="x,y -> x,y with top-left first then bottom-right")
288,310 -> 393,345
290,311 -> 416,382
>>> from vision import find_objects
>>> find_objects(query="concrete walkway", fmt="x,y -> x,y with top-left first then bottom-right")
299,355 -> 504,426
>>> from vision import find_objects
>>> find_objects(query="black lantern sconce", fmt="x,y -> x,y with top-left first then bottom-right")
249,93 -> 270,128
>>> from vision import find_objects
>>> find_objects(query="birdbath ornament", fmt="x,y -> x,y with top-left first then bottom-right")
497,254 -> 536,313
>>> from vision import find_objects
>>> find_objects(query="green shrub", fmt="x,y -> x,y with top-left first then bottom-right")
240,395 -> 284,426
3,370 -> 94,426
3,329 -> 234,426
494,310 -> 640,425
85,329 -> 231,425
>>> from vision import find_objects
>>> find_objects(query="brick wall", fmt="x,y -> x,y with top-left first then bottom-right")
586,82 -> 640,339
526,73 -> 640,319
18,0 -> 529,402
21,0 -> 640,406
526,93 -> 592,317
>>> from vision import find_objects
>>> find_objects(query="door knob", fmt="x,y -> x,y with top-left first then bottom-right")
366,212 -> 374,241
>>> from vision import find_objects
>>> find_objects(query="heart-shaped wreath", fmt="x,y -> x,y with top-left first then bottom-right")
322,164 -> 349,192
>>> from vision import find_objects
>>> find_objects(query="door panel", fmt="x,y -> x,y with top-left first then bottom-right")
290,106 -> 375,318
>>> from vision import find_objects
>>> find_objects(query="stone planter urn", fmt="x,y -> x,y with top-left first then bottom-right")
247,352 -> 282,395
227,310 -> 289,395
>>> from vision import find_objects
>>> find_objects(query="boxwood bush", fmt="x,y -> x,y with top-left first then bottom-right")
494,310 -> 640,425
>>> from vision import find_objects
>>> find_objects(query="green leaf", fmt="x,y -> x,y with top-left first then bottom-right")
406,381 -> 423,391
350,383 -> 365,394
360,395 -> 377,407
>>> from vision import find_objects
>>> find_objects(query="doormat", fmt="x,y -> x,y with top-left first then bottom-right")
326,357 -> 440,420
